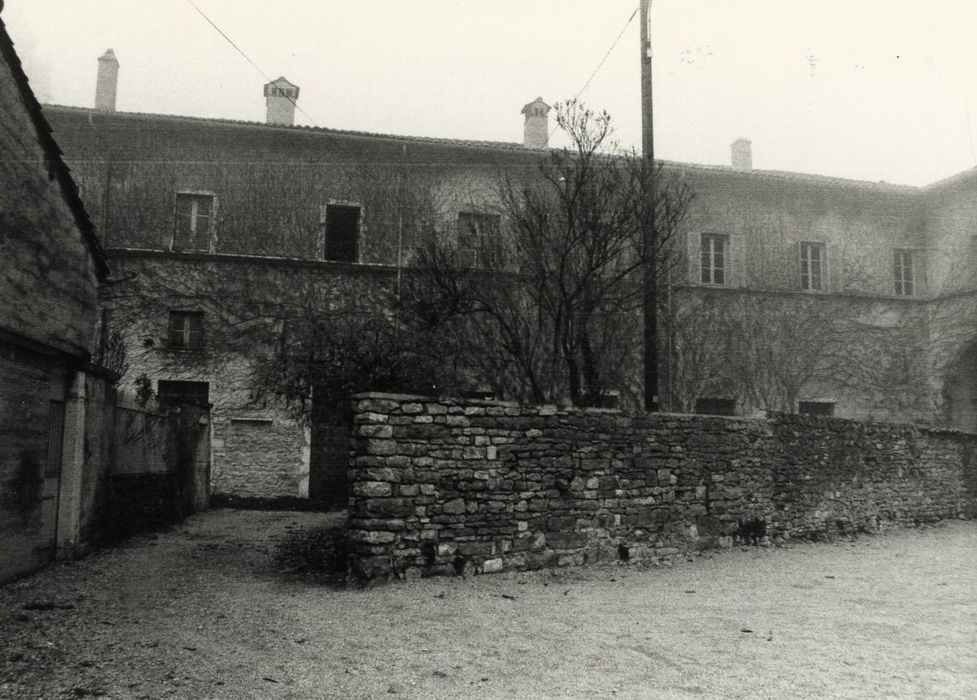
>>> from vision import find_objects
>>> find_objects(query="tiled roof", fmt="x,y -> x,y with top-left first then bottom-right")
921,164 -> 977,192
42,103 -> 532,154
0,24 -> 108,280
661,161 -> 919,193
43,103 -> 921,193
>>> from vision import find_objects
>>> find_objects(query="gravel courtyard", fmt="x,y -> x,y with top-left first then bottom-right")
1,510 -> 974,700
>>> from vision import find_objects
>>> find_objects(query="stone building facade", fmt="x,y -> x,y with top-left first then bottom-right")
35,50 -> 977,502
0,14 -> 109,580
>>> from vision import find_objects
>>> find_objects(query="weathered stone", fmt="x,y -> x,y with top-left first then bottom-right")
353,530 -> 396,544
345,394 -> 977,582
358,424 -> 393,438
443,498 -> 466,515
481,558 -> 503,573
353,481 -> 393,497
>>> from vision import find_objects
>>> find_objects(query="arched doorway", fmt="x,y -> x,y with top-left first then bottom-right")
944,341 -> 977,432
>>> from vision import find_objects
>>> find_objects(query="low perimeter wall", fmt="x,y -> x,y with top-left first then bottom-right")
347,393 -> 977,580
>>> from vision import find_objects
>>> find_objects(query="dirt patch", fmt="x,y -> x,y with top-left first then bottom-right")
1,510 -> 974,699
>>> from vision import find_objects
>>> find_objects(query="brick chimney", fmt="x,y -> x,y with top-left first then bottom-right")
521,97 -> 551,150
263,77 -> 299,126
95,49 -> 119,112
731,138 -> 752,171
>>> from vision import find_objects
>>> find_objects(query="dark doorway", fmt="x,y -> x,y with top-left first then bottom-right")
308,392 -> 350,509
945,342 -> 977,432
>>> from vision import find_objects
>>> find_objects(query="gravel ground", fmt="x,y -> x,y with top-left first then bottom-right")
1,510 -> 975,700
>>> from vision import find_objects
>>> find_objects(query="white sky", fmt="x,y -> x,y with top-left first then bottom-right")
5,0 -> 977,186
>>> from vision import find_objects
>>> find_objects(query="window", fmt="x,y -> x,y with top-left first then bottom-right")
700,233 -> 728,285
157,380 -> 210,406
324,204 -> 360,262
174,193 -> 215,251
457,211 -> 500,266
694,397 -> 736,416
168,311 -> 203,350
799,242 -> 825,291
893,249 -> 915,296
798,401 -> 835,416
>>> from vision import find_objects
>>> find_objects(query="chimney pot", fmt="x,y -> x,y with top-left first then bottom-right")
264,77 -> 299,126
95,49 -> 119,112
731,138 -> 752,171
521,97 -> 551,150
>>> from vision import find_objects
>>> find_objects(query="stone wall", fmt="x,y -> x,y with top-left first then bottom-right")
346,393 -> 977,579
0,57 -> 98,358
100,251 -> 396,500
0,342 -> 69,582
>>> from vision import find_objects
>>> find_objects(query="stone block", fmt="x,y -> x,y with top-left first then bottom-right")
353,481 -> 393,497
358,424 -> 393,438
365,498 -> 413,518
352,530 -> 396,544
443,498 -> 466,515
364,468 -> 400,483
481,558 -> 503,573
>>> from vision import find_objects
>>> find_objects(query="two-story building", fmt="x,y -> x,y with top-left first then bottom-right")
39,50 -> 977,505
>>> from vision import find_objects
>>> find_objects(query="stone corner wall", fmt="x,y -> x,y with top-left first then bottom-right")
346,394 -> 977,581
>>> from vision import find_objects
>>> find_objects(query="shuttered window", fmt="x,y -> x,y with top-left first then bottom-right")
894,249 -> 915,296
457,211 -> 500,267
799,242 -> 825,291
700,233 -> 728,285
174,193 -> 215,251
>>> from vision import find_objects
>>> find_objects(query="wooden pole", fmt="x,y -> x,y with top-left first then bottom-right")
641,0 -> 659,412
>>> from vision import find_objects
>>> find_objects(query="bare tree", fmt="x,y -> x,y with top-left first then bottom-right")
406,100 -> 693,407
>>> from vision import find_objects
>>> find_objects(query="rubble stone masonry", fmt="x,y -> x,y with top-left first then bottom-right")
347,393 -> 977,579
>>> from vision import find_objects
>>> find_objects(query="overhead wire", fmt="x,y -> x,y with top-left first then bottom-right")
186,0 -> 640,159
548,3 -> 641,142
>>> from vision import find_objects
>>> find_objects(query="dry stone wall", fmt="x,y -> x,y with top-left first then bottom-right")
347,393 -> 977,580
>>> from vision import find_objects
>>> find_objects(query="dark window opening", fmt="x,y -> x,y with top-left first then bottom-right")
324,204 -> 360,262
157,380 -> 210,407
694,397 -> 736,416
798,401 -> 835,416
168,311 -> 204,351
174,193 -> 214,252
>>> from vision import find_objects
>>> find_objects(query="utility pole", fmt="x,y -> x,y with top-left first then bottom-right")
641,0 -> 659,412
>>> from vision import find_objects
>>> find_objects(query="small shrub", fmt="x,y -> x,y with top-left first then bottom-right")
273,526 -> 349,583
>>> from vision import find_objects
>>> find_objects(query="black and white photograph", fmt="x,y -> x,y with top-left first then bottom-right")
1,1 -> 975,697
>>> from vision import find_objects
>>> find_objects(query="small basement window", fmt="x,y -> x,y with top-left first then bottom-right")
798,401 -> 835,417
694,397 -> 736,416
324,204 -> 360,262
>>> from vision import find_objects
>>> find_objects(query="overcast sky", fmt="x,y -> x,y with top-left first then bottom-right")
5,0 -> 977,186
